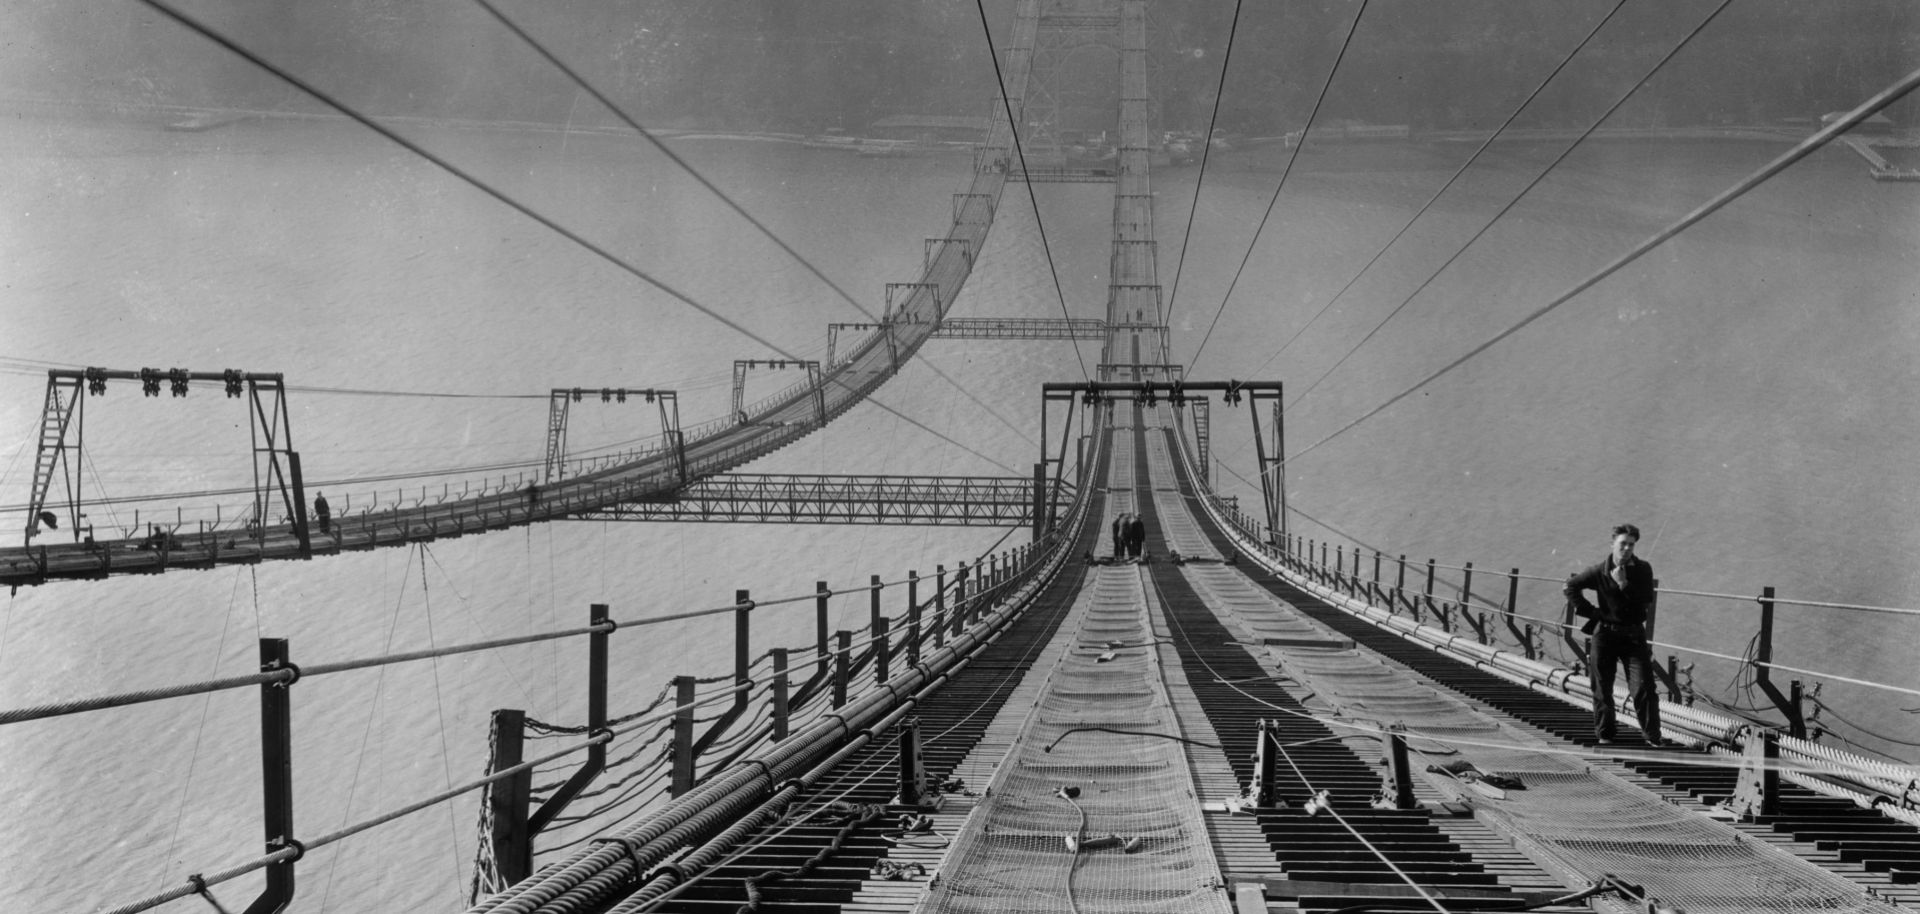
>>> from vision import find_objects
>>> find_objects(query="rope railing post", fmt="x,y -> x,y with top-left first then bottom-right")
1752,586 -> 1807,738
1560,583 -> 1588,668
870,575 -> 887,682
935,564 -> 949,647
1420,557 -> 1435,626
1395,554 -> 1408,614
907,570 -> 922,667
484,709 -> 533,889
955,561 -> 971,628
771,648 -> 789,741
815,581 -> 830,662
734,589 -> 752,697
251,638 -> 298,914
1502,567 -> 1532,659
1461,560 -> 1474,613
528,604 -> 610,835
670,675 -> 695,797
1371,549 -> 1381,606
833,630 -> 850,708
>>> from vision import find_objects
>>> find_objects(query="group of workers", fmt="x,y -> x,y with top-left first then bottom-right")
1111,512 -> 1146,561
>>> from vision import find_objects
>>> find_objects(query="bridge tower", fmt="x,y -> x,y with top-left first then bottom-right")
1101,0 -> 1169,377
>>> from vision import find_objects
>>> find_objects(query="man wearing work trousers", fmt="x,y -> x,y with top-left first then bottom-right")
1565,523 -> 1666,746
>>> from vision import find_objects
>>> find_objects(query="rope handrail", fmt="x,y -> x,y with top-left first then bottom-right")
103,679 -> 757,914
0,554 -> 1014,727
1260,511 -> 1920,701
1295,546 -> 1920,618
100,733 -> 610,914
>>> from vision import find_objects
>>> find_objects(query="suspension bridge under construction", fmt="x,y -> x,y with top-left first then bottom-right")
8,2 -> 1920,914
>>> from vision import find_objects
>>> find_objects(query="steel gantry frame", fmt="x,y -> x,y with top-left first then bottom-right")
542,388 -> 684,486
23,368 -> 311,555
1045,379 -> 1284,538
731,360 -> 825,429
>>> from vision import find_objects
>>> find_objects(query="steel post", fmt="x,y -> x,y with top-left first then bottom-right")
833,631 -> 850,708
529,605 -> 609,834
1753,586 -> 1806,738
1386,733 -> 1416,810
870,575 -> 884,680
1253,720 -> 1278,807
671,676 -> 696,797
907,571 -> 921,667
816,582 -> 830,662
898,718 -> 927,806
245,639 -> 296,914
935,565 -> 949,645
735,590 -> 752,690
485,709 -> 533,888
771,648 -> 789,741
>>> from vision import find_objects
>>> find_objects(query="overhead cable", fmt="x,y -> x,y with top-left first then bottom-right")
1187,0 -> 1372,370
1286,55 -> 1920,468
1246,0 -> 1631,393
973,0 -> 1090,383
1281,0 -> 1728,414
1159,0 -> 1246,328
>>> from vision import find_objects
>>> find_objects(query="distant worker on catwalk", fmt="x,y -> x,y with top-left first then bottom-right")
313,491 -> 331,535
1564,523 -> 1667,747
1126,513 -> 1146,560
1112,513 -> 1129,559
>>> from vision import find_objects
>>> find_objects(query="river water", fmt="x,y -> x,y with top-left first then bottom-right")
1,111 -> 1916,911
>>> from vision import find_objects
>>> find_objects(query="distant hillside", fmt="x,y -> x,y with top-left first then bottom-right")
6,1 -> 1915,132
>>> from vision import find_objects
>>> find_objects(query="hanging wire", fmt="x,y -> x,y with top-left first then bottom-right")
1279,0 -> 1734,417
1282,24 -> 1920,472
155,568 -> 245,886
1244,0 -> 1632,393
1186,0 -> 1372,371
317,544 -> 419,914
420,545 -> 471,893
1160,0 -> 1246,328
973,0 -> 1090,383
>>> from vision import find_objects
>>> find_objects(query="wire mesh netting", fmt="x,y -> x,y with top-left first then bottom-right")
918,543 -> 1231,913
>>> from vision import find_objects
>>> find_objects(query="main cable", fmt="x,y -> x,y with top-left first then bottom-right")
472,0 -> 1037,450
1244,0 -> 1630,392
1160,0 -> 1245,328
1284,56 -> 1920,470
973,0 -> 1090,383
1187,0 -> 1372,370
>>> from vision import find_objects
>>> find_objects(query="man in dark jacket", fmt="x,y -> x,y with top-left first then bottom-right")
1565,523 -> 1663,746
1126,514 -> 1146,559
